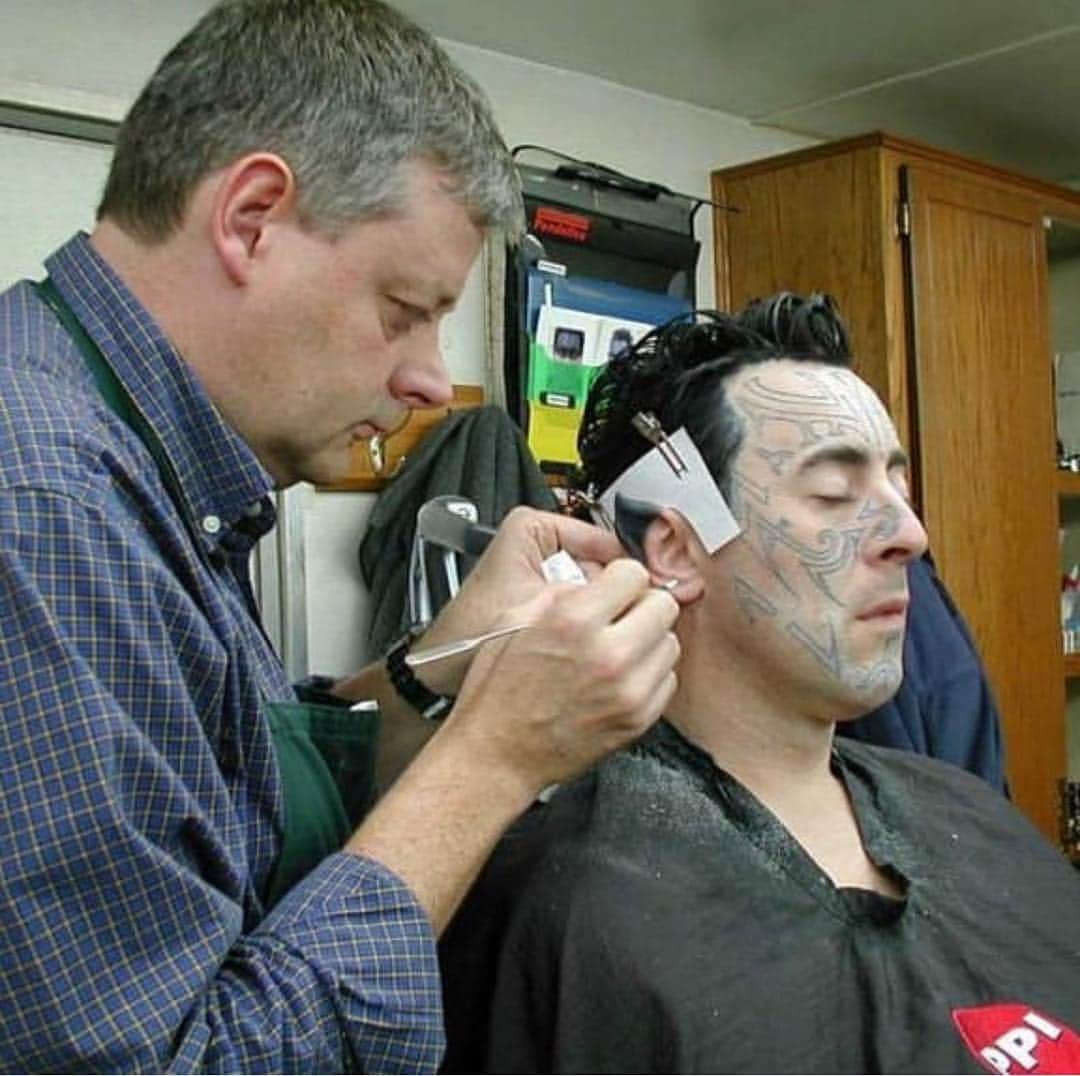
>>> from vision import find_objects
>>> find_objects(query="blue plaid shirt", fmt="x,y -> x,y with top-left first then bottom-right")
0,234 -> 443,1073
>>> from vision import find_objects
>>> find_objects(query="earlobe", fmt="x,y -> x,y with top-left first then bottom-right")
642,509 -> 706,605
212,153 -> 296,286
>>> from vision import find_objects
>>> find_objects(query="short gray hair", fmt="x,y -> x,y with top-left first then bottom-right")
98,0 -> 522,241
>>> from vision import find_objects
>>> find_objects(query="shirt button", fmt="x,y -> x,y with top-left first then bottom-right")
202,514 -> 222,535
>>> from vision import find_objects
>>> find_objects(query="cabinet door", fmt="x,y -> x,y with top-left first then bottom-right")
905,163 -> 1064,841
713,147 -> 902,429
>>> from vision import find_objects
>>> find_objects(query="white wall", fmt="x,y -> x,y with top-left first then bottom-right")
0,128 -> 111,283
0,3 -> 812,675
0,1 -> 209,113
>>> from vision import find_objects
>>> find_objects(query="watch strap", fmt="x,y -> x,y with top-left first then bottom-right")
385,630 -> 454,719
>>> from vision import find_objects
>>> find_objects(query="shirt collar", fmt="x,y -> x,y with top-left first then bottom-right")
45,233 -> 276,552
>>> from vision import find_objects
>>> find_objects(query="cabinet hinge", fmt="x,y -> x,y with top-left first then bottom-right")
897,200 -> 911,237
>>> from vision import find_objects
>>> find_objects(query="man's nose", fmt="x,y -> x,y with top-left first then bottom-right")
390,323 -> 453,410
876,495 -> 929,565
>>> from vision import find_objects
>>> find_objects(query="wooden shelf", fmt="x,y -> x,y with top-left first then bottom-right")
1057,470 -> 1080,497
1061,473 -> 1080,683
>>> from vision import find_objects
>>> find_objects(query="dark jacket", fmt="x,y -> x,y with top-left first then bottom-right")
358,405 -> 556,656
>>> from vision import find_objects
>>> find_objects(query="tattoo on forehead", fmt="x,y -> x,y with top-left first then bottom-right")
734,366 -> 892,463
755,446 -> 794,478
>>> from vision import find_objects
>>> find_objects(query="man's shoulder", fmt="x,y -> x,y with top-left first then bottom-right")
0,280 -> 129,501
835,735 -> 1013,814
442,753 -> 690,998
485,771 -> 605,890
837,734 -> 1000,792
0,277 -> 76,365
835,736 -> 1070,865
475,739 -> 721,905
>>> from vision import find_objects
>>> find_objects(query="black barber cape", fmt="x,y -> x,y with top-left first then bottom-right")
440,722 -> 1080,1075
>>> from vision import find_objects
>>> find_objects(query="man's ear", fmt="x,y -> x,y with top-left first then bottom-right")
642,508 -> 705,604
211,153 -> 297,285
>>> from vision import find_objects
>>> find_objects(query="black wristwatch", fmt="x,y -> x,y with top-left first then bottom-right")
385,629 -> 454,720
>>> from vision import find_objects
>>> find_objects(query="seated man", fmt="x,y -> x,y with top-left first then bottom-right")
440,295 -> 1080,1074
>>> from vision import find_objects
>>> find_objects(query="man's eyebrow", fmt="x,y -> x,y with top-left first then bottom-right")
887,447 -> 909,470
796,443 -> 909,473
385,274 -> 459,314
391,291 -> 456,316
423,288 -> 459,314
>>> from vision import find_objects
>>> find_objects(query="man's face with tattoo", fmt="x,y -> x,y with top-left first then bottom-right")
707,359 -> 928,719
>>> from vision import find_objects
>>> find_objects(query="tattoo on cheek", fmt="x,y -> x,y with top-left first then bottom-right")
739,505 -> 859,606
788,620 -> 842,677
732,471 -> 858,607
728,470 -> 762,522
858,497 -> 901,546
734,475 -> 903,606
731,566 -> 903,692
789,620 -> 903,692
736,602 -> 902,694
728,484 -> 800,600
732,577 -> 779,623
849,632 -> 904,694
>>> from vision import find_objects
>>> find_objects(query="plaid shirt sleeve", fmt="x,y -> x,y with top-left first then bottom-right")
0,479 -> 443,1072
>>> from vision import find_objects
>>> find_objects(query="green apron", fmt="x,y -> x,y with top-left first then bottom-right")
35,276 -> 377,905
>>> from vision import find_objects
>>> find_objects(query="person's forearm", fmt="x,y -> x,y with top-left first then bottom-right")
337,524 -> 680,935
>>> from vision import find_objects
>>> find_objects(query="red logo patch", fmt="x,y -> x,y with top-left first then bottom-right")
953,1004 -> 1080,1073
533,206 -> 591,243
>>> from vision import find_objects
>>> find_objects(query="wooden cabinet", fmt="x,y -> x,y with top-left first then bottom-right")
712,132 -> 1080,845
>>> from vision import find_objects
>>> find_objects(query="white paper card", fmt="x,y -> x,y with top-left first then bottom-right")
598,428 -> 741,554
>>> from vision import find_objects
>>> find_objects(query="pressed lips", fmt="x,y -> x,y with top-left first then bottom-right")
856,596 -> 909,620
